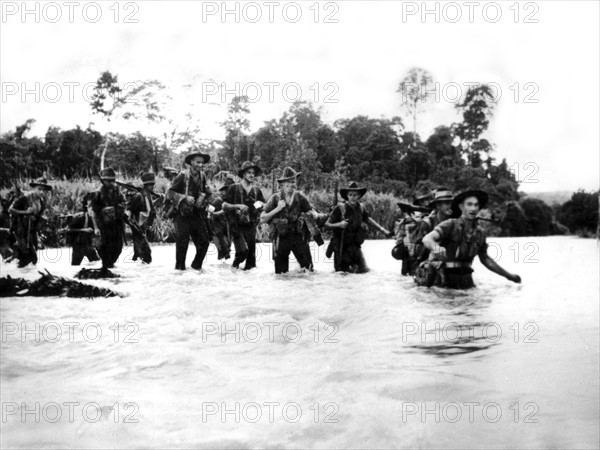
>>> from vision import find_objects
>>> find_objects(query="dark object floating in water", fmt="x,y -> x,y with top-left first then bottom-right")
75,268 -> 120,280
0,270 -> 120,298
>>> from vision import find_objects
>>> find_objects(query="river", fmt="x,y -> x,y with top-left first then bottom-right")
1,236 -> 598,448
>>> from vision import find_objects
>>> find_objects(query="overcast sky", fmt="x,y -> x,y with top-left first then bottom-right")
1,0 -> 598,193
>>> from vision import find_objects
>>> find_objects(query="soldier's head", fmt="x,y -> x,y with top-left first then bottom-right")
459,196 -> 480,220
99,168 -> 116,188
238,161 -> 262,184
452,189 -> 488,220
29,177 -> 53,199
141,173 -> 155,192
340,182 -> 367,206
185,151 -> 210,176
277,167 -> 300,196
430,188 -> 454,217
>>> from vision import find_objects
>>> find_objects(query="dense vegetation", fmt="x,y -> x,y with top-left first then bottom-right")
1,69 -> 597,241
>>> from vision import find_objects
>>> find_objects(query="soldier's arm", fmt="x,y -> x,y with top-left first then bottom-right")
325,206 -> 346,229
8,197 -> 31,216
479,251 -> 522,283
260,196 -> 285,223
422,229 -> 446,259
167,173 -> 195,206
222,185 -> 245,212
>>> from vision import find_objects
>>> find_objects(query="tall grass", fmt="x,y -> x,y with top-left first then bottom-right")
1,177 -> 420,247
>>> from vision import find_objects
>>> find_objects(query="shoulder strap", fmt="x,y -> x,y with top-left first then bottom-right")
339,203 -> 346,217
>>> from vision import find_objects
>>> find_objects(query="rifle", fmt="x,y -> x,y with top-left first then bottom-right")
116,181 -> 163,200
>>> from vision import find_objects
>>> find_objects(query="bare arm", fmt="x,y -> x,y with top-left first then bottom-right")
260,200 -> 286,223
422,230 -> 447,259
479,252 -> 521,283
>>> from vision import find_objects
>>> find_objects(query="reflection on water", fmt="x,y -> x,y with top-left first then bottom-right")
1,236 -> 598,449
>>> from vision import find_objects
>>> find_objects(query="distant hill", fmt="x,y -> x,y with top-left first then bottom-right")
521,191 -> 573,205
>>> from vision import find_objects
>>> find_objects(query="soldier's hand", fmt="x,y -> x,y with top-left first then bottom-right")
432,246 -> 447,260
384,229 -> 394,238
185,196 -> 195,205
508,273 -> 522,284
25,207 -> 34,215
238,204 -> 249,213
277,199 -> 286,210
339,220 -> 349,229
82,228 -> 94,233
94,229 -> 101,236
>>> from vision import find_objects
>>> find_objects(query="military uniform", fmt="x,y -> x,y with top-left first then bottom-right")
126,185 -> 156,264
224,182 -> 266,270
416,217 -> 487,289
66,210 -> 100,266
264,190 -> 313,274
9,193 -> 45,267
328,202 -> 371,273
167,169 -> 212,271
91,184 -> 126,269
210,196 -> 231,261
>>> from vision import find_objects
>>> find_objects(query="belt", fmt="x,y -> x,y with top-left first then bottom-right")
445,261 -> 472,269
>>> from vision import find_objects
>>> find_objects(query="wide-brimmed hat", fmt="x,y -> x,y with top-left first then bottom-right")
397,201 -> 431,214
413,188 -> 433,207
219,177 -> 235,193
340,182 -> 367,201
184,151 -> 210,165
237,161 -> 262,178
277,167 -> 301,183
140,172 -> 155,185
451,189 -> 489,218
429,187 -> 454,206
99,168 -> 116,181
29,177 -> 53,191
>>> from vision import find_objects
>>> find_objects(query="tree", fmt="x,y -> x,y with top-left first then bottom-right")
453,84 -> 496,167
520,197 -> 554,236
219,96 -> 251,168
558,190 -> 599,236
397,67 -> 434,134
89,71 -> 128,168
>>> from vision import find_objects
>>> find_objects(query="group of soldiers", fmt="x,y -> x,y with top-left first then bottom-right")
1,149 -> 521,290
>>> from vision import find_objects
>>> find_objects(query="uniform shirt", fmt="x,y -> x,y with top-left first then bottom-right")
11,194 -> 45,217
264,191 -> 311,226
127,190 -> 156,226
91,186 -> 126,215
167,172 -> 212,202
67,212 -> 93,245
223,183 -> 266,225
434,217 -> 488,263
328,202 -> 370,244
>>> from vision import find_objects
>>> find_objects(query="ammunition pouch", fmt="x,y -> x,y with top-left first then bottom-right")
414,261 -> 437,287
273,218 -> 289,236
391,242 -> 409,260
101,206 -> 116,224
178,198 -> 195,218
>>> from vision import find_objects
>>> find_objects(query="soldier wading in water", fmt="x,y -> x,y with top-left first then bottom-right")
64,193 -> 100,266
418,189 -> 522,289
8,177 -> 53,267
126,172 -> 157,264
166,151 -> 212,271
90,168 -> 127,270
223,161 -> 266,270
326,182 -> 392,273
261,167 -> 319,274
